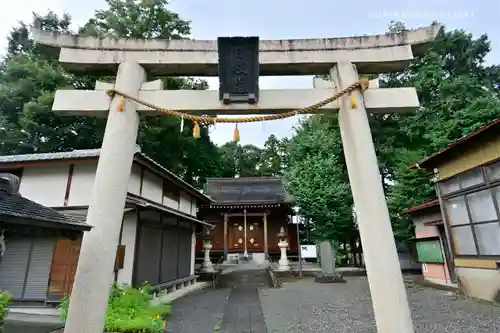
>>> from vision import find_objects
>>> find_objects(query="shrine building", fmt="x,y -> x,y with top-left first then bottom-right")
197,177 -> 298,263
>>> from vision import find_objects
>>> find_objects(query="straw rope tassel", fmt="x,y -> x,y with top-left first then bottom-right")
233,124 -> 240,142
349,94 -> 357,109
117,96 -> 125,112
193,121 -> 200,138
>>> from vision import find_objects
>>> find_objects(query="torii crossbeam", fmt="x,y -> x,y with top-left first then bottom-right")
32,24 -> 440,333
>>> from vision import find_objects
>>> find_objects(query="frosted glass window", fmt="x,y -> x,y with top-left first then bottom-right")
474,223 -> 500,255
445,196 -> 469,226
440,178 -> 460,195
491,186 -> 500,209
452,226 -> 477,255
486,161 -> 500,181
466,190 -> 497,222
459,169 -> 484,189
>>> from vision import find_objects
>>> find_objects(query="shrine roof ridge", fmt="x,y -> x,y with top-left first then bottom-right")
205,176 -> 285,182
204,177 -> 294,204
31,24 -> 440,54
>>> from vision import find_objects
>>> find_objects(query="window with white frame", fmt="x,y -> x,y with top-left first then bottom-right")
441,166 -> 500,256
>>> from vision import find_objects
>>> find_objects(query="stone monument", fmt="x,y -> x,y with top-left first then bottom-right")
314,241 -> 345,283
32,24 -> 440,333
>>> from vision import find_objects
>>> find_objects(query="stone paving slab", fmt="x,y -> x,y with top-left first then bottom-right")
259,277 -> 500,333
166,288 -> 231,333
219,286 -> 267,333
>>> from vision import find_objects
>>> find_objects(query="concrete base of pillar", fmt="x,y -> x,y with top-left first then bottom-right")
200,263 -> 214,273
277,260 -> 290,271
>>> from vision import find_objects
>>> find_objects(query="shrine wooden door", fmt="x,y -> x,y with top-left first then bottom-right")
230,221 -> 245,251
246,220 -> 264,251
229,219 -> 264,252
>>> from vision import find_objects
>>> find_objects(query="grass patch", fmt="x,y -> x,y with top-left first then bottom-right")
213,313 -> 224,331
59,283 -> 170,333
0,291 -> 11,333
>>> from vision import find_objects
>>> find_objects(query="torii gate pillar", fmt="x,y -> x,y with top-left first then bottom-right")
63,62 -> 145,333
332,61 -> 414,333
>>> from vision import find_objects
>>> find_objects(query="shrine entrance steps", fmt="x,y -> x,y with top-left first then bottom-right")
216,265 -> 273,289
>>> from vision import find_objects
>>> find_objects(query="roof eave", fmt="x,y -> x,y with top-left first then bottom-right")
399,199 -> 440,215
0,214 -> 92,232
411,118 -> 500,170
126,193 -> 213,227
133,153 -> 212,203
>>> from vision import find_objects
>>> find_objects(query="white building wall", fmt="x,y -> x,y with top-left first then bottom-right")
127,163 -> 142,195
179,191 -> 192,216
19,164 -> 70,207
117,211 -> 138,285
191,200 -> 198,216
67,163 -> 97,206
190,224 -> 196,275
163,196 -> 179,210
141,170 -> 163,204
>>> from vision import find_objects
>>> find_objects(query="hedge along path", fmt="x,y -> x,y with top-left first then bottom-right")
107,78 -> 370,142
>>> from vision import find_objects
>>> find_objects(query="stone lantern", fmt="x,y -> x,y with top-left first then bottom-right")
277,226 -> 290,271
200,228 -> 214,273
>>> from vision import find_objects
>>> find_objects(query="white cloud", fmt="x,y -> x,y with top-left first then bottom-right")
0,0 -> 64,56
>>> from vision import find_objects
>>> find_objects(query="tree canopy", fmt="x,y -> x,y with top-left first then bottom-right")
283,21 -> 500,243
1,6 -> 499,247
0,0 -> 217,188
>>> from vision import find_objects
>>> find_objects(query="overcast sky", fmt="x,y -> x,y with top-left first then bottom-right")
1,0 -> 498,147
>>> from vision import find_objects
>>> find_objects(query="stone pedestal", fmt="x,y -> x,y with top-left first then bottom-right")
314,272 -> 345,283
277,227 -> 290,271
200,241 -> 214,273
200,230 -> 214,273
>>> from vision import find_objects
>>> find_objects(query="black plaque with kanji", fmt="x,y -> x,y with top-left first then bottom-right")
218,37 -> 259,104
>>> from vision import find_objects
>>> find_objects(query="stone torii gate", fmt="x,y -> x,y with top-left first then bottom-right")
33,25 -> 439,333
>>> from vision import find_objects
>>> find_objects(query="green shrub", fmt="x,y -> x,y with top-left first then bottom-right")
59,283 -> 171,333
0,291 -> 11,322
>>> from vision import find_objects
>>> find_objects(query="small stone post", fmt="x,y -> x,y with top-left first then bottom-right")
277,227 -> 290,271
200,229 -> 214,273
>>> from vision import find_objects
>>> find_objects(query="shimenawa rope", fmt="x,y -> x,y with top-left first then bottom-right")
107,78 -> 369,141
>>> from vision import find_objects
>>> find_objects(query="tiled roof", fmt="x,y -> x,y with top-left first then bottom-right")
0,146 -> 211,203
414,118 -> 500,169
399,199 -> 440,215
204,177 -> 294,205
0,182 -> 90,231
0,148 -> 103,163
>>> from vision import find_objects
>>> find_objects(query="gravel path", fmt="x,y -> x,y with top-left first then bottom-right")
259,277 -> 500,333
166,288 -> 230,333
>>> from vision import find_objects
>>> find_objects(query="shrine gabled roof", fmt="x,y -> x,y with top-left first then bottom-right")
203,177 -> 294,206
